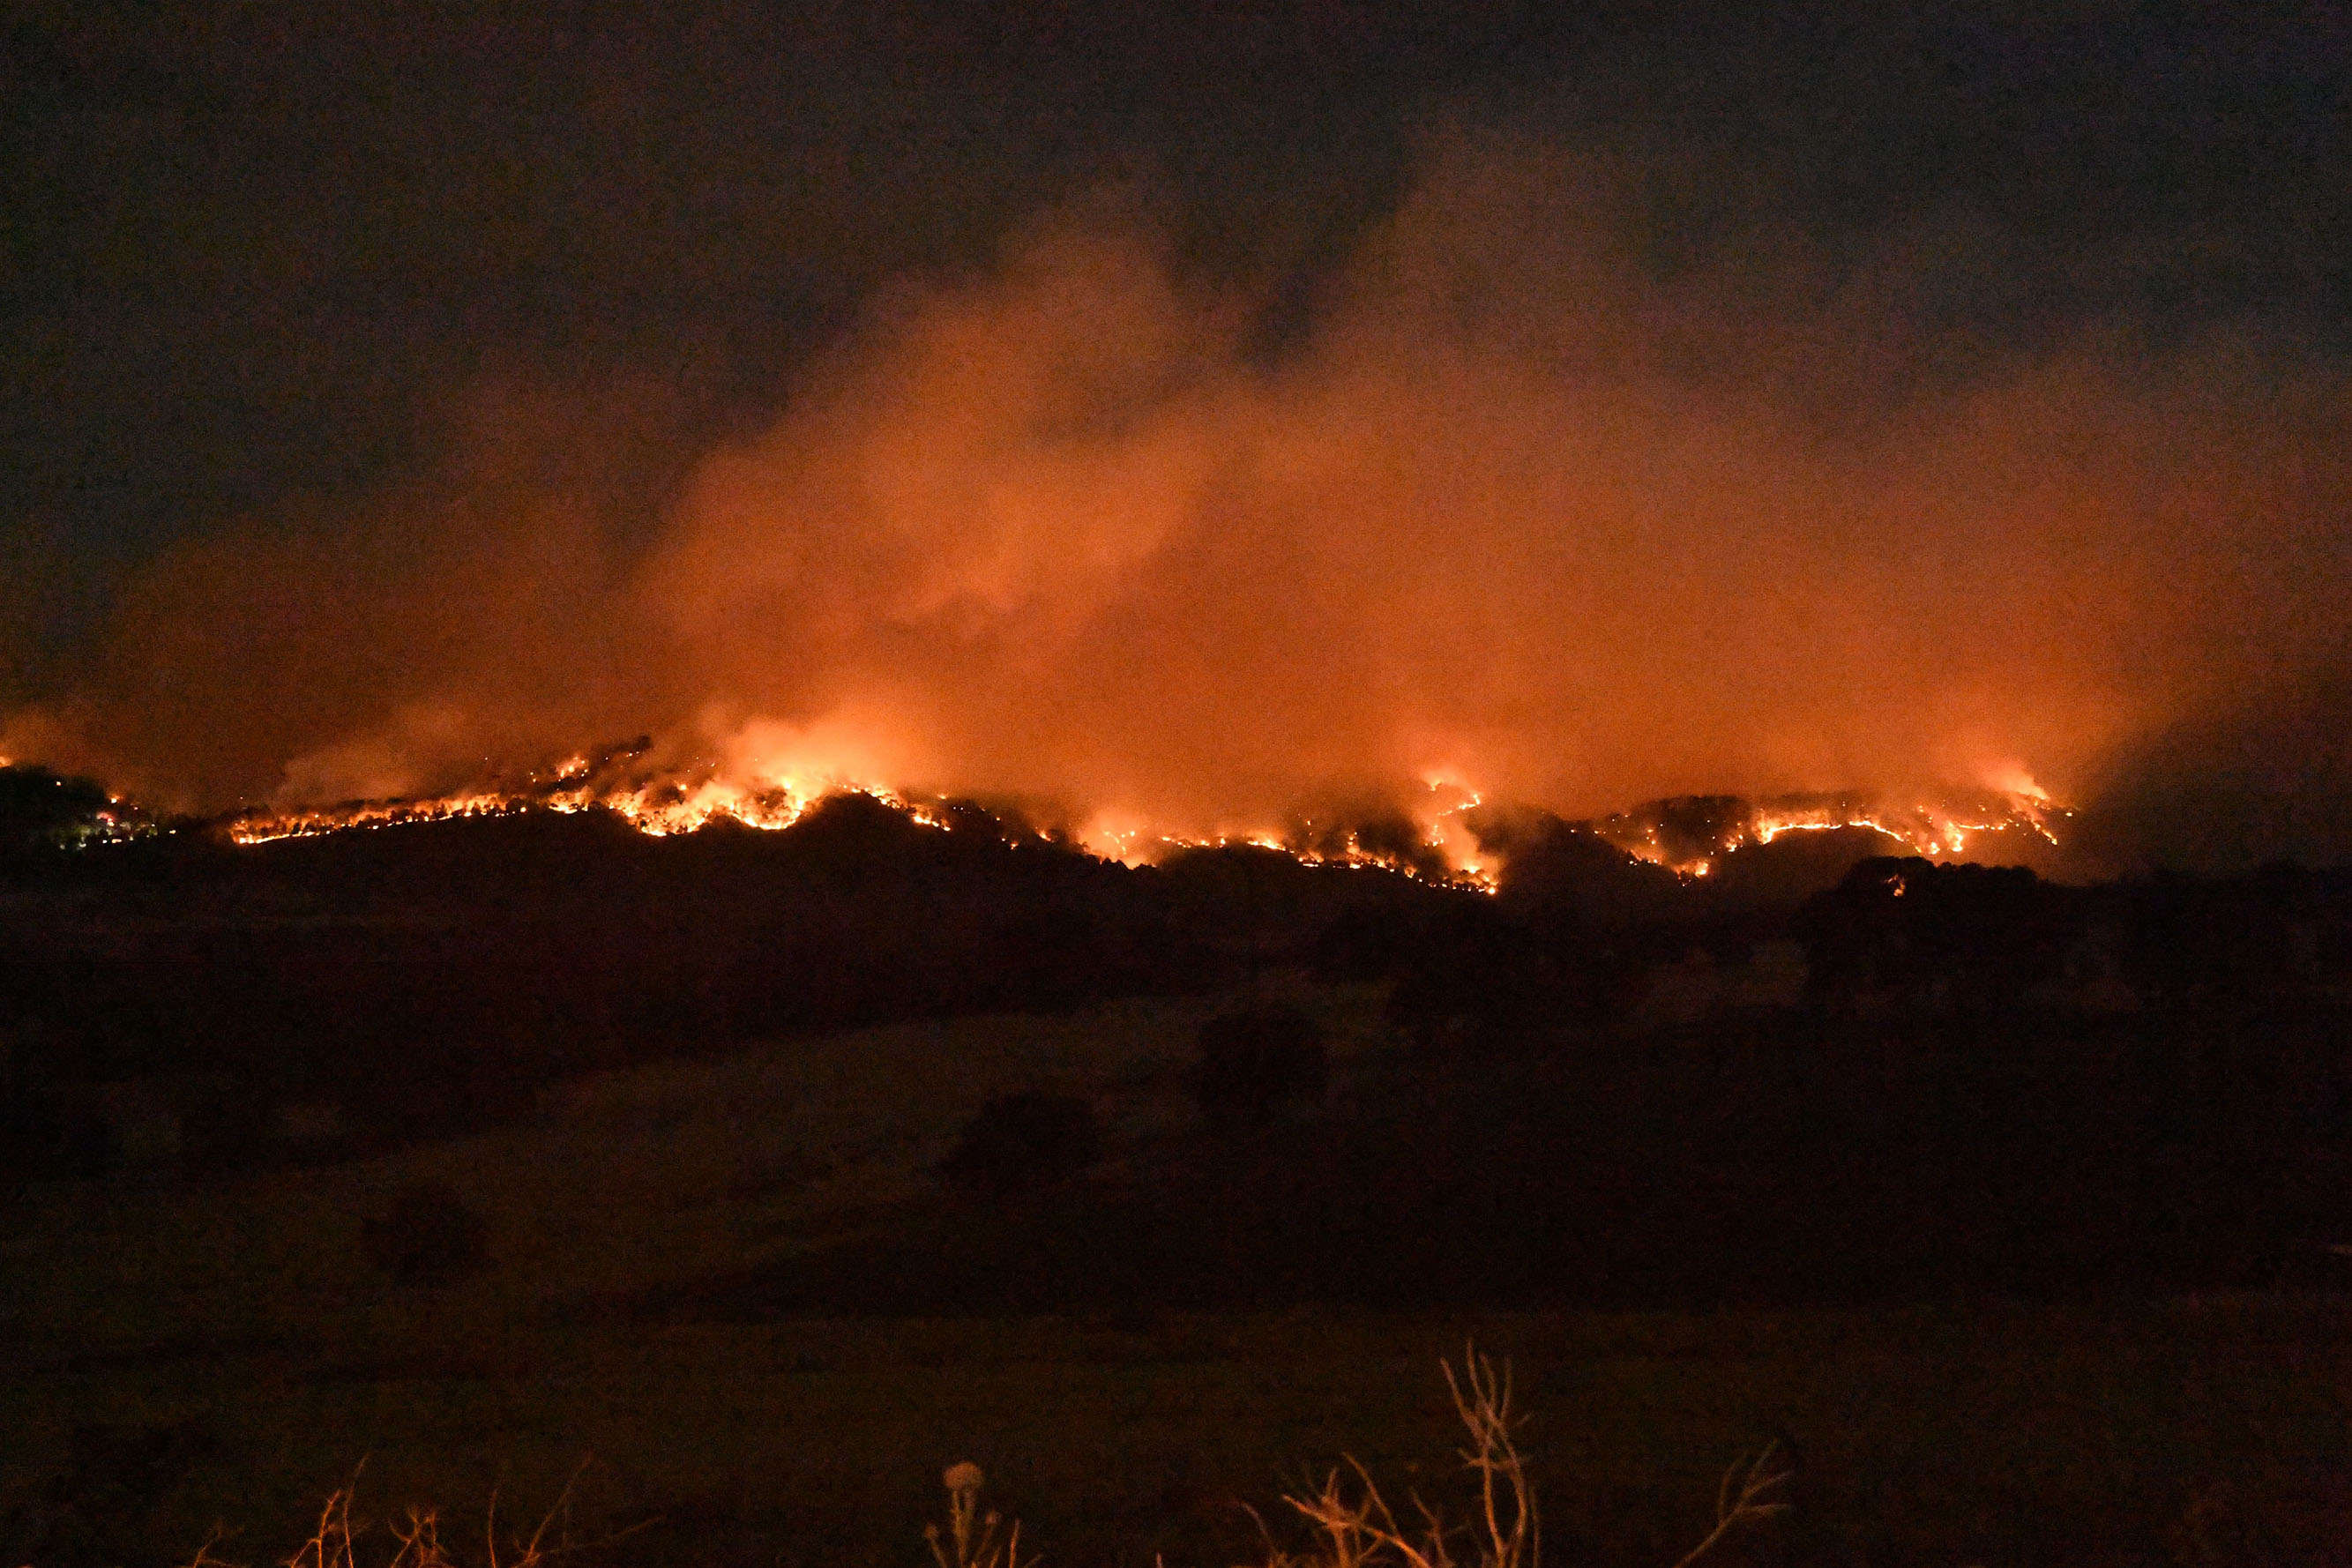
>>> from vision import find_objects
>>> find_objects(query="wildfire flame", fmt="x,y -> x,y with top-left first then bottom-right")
213,743 -> 2062,892
1592,780 -> 2065,877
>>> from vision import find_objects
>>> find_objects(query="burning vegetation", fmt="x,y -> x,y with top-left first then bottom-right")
1586,785 -> 2065,877
0,761 -> 149,852
198,743 -> 2067,895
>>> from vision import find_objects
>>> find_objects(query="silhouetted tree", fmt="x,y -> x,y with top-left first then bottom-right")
937,1091 -> 1102,1195
1193,1006 -> 1329,1127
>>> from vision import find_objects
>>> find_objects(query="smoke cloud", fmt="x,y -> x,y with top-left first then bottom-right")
7,131 -> 2348,870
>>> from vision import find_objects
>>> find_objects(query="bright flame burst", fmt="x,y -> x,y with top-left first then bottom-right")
227,773 -> 948,845
227,758 -> 1502,889
1071,775 -> 1497,889
220,750 -> 2058,892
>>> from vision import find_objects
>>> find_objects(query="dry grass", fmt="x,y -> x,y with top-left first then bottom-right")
1665,1445 -> 1792,1568
181,1463 -> 644,1568
905,1345 -> 1788,1568
1261,1347 -> 1787,1568
175,1347 -> 1786,1568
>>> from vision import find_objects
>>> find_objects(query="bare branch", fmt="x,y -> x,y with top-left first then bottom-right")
1669,1442 -> 1794,1568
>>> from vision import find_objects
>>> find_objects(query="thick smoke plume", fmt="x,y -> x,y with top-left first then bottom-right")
7,134 -> 2348,870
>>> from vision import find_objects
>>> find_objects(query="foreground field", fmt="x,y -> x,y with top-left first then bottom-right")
10,1295 -> 2350,1567
6,991 -> 2349,1566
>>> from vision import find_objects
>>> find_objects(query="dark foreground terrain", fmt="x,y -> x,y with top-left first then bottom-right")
6,986 -> 2350,1568
5,780 -> 2352,1564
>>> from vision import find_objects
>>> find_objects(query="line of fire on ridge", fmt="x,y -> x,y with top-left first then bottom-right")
210,767 -> 2066,892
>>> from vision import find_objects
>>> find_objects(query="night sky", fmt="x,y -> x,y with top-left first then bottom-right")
4,3 -> 2348,868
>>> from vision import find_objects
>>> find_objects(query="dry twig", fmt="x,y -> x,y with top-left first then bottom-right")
1275,1344 -> 1791,1568
1280,1344 -> 1534,1568
1667,1442 -> 1794,1568
176,1459 -> 645,1568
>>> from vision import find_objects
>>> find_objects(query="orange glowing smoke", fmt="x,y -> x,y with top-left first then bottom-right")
4,136 -> 2347,871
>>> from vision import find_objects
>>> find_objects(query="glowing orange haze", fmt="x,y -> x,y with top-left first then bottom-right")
5,140 -> 2348,871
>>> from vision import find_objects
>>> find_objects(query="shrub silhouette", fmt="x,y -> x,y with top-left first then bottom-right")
1193,1006 -> 1329,1128
361,1178 -> 490,1285
937,1092 -> 1101,1196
